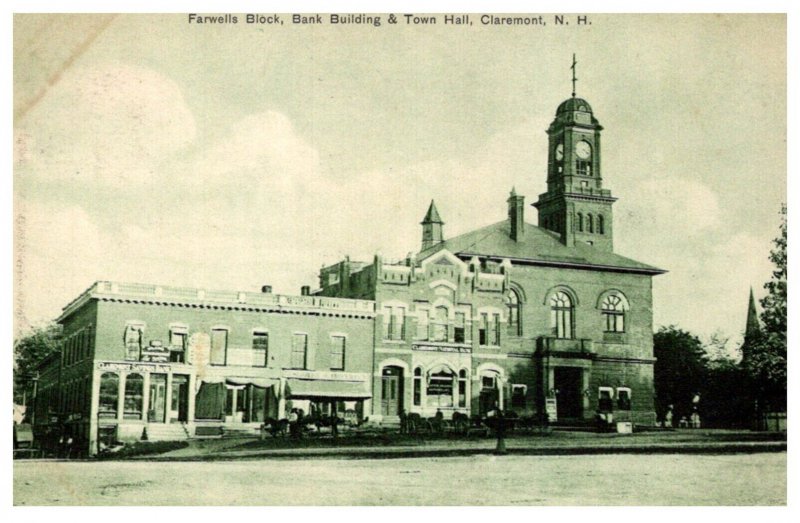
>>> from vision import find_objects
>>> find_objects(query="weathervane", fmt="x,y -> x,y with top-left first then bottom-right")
571,53 -> 577,97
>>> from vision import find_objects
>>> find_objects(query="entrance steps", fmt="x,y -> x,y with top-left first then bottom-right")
145,422 -> 190,441
222,424 -> 261,438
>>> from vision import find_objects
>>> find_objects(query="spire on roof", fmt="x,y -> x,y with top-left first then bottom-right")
745,287 -> 761,341
421,200 -> 444,224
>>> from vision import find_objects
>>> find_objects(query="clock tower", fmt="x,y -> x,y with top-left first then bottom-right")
534,95 -> 617,251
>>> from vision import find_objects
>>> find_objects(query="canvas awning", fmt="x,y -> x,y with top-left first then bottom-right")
285,379 -> 371,399
225,377 -> 276,388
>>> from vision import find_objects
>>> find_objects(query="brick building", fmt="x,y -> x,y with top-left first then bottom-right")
29,93 -> 663,454
318,95 -> 665,426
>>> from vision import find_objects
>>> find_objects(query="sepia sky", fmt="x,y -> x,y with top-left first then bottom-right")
13,13 -> 786,347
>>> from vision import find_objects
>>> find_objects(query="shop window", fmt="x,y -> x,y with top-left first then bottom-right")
252,331 -> 269,367
458,370 -> 468,408
291,333 -> 308,369
431,306 -> 449,342
124,373 -> 144,420
427,370 -> 455,408
98,372 -> 119,418
413,367 -> 422,406
602,294 -> 626,333
329,335 -> 345,371
210,328 -> 228,365
598,387 -> 614,412
617,387 -> 632,411
550,291 -> 574,339
124,323 -> 144,361
511,384 -> 527,410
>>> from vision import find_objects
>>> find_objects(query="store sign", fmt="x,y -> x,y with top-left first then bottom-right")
284,369 -> 368,382
141,343 -> 170,363
545,398 -> 558,422
98,361 -> 171,373
412,343 -> 471,354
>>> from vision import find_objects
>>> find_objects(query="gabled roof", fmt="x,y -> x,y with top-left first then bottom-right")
419,221 -> 665,275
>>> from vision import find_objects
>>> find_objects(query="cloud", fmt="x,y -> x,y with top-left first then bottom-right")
15,63 -> 196,188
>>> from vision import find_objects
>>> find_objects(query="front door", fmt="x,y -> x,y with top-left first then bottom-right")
381,367 -> 403,416
225,386 -> 245,423
554,367 -> 583,419
170,374 -> 189,422
148,373 -> 167,423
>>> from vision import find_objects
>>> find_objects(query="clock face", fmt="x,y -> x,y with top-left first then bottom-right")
575,140 -> 592,160
555,143 -> 564,161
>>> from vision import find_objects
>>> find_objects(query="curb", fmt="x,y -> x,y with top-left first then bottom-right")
135,441 -> 787,462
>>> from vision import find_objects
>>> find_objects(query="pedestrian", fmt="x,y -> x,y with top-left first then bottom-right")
664,404 -> 674,428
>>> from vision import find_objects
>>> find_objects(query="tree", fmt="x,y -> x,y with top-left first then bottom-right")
13,323 -> 62,405
744,206 -> 787,409
653,325 -> 708,421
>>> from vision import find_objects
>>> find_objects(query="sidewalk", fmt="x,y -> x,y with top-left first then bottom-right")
142,429 -> 787,461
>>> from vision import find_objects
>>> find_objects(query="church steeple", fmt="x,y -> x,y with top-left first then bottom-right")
533,58 -> 617,251
745,287 -> 761,343
421,200 -> 444,251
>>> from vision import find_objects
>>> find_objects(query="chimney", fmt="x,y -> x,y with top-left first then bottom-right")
507,187 -> 525,242
261,285 -> 272,294
301,285 -> 311,296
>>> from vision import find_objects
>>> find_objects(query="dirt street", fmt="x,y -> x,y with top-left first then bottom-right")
14,452 -> 786,506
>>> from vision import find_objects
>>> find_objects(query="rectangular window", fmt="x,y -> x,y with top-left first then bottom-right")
124,324 -> 144,361
170,328 -> 187,363
493,314 -> 501,346
330,336 -> 345,371
479,313 -> 488,346
252,332 -> 269,367
431,306 -> 448,342
291,333 -> 308,369
454,312 -> 466,343
415,307 -> 429,340
383,306 -> 406,340
210,328 -> 228,365
576,160 -> 592,176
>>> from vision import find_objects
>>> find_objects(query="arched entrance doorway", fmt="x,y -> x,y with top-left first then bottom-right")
380,366 -> 403,416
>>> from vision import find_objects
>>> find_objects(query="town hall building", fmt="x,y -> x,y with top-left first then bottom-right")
29,90 -> 664,455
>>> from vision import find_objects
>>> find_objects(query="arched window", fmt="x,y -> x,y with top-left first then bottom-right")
602,293 -> 626,332
577,213 -> 584,232
587,214 -> 594,234
507,289 -> 522,336
458,369 -> 468,408
124,373 -> 144,419
99,372 -> 119,417
598,214 -> 605,235
550,291 -> 574,339
427,368 -> 455,408
413,367 -> 422,406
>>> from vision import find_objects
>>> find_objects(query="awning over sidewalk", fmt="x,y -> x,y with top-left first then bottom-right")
286,379 -> 371,399
225,377 -> 276,388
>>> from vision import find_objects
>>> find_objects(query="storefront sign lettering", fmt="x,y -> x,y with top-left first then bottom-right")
97,361 -> 171,373
283,369 -> 368,382
545,398 -> 558,422
412,343 -> 471,353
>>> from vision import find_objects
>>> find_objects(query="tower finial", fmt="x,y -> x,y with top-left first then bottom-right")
571,53 -> 578,98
